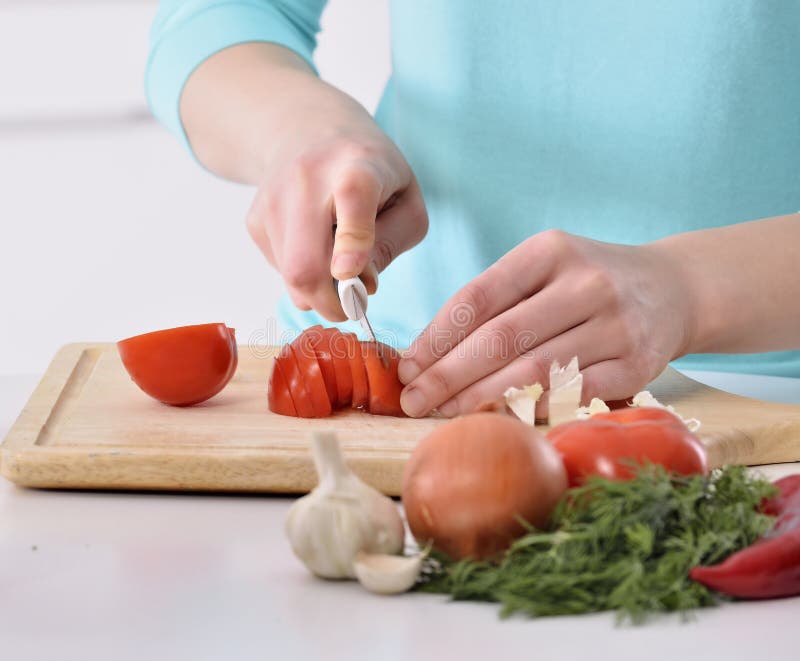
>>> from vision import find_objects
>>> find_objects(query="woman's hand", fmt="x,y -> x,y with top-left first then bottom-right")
182,43 -> 428,321
245,85 -> 428,321
397,229 -> 695,418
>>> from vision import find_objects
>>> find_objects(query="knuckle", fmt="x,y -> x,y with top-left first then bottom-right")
410,202 -> 430,244
459,281 -> 491,325
538,228 -> 573,255
518,352 -> 548,384
372,238 -> 396,271
336,225 -> 375,246
289,154 -> 316,184
582,266 -> 616,297
619,357 -> 651,393
486,320 -> 519,361
340,141 -> 375,163
335,166 -> 378,200
283,262 -> 318,292
424,368 -> 452,400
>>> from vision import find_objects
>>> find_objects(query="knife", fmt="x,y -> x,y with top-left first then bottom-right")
337,276 -> 388,368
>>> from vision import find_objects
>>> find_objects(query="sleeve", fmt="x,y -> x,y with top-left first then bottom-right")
145,0 -> 328,150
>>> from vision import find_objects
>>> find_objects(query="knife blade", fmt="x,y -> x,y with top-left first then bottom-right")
337,276 -> 388,368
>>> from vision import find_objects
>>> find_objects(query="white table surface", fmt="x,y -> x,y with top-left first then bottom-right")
1,369 -> 799,661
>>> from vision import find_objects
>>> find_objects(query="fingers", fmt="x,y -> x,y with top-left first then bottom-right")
248,145 -> 423,320
345,177 -> 428,295
398,282 -> 597,417
330,163 -> 383,280
409,315 -> 615,417
279,181 -> 346,322
399,230 -> 564,384
370,179 -> 429,273
245,204 -> 277,268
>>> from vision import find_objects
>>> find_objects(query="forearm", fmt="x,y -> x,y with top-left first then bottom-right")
179,42 -> 375,184
650,214 -> 800,355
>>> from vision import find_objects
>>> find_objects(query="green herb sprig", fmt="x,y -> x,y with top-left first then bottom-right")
416,465 -> 776,623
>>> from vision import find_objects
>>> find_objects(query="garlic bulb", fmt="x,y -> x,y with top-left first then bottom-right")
285,430 -> 405,579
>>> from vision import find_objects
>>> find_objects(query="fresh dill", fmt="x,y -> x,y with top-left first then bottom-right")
416,465 -> 776,623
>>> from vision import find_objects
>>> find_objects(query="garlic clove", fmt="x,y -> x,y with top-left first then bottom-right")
575,397 -> 611,419
631,390 -> 702,431
503,383 -> 543,426
548,356 -> 583,426
353,550 -> 426,595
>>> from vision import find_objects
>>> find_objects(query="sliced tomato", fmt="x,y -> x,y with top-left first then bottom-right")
326,329 -> 353,407
276,344 -> 315,418
118,323 -> 237,406
291,331 -> 332,417
310,329 -> 339,406
362,341 -> 406,417
267,358 -> 297,416
341,332 -> 368,410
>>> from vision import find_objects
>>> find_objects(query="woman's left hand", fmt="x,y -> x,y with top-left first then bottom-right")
397,229 -> 696,418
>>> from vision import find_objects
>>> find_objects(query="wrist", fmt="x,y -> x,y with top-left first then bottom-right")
643,235 -> 723,357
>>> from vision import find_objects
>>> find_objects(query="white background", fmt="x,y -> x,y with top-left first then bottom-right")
0,0 -> 391,376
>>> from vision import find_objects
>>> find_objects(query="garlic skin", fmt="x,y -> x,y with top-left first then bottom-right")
353,550 -> 426,595
631,390 -> 701,432
575,397 -> 611,419
548,357 -> 583,426
503,383 -> 543,426
285,431 -> 405,579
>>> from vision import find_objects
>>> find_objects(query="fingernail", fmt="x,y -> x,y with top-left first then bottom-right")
401,386 -> 426,417
397,358 -> 421,385
332,253 -> 362,278
438,400 -> 458,417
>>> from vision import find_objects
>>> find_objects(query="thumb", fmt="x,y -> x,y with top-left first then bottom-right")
330,166 -> 382,280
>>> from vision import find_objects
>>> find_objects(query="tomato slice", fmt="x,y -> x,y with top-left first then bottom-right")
342,332 -> 368,410
324,329 -> 352,407
268,357 -> 298,416
291,331 -> 333,417
277,344 -> 315,418
362,341 -> 406,417
310,328 -> 339,407
118,323 -> 237,406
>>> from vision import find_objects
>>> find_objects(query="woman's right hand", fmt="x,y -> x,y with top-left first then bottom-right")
182,43 -> 428,321
247,91 -> 429,320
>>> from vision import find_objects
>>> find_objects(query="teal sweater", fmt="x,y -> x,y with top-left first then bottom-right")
146,1 -> 800,376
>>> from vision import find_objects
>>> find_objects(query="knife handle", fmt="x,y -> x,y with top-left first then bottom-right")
336,277 -> 369,322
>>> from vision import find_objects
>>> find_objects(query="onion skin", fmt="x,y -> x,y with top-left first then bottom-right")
401,413 -> 568,561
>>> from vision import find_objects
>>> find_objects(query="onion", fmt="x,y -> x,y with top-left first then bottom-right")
401,413 -> 568,561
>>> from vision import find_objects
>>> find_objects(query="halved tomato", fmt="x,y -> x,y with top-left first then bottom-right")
290,332 -> 332,417
267,358 -> 297,416
118,323 -> 237,406
362,341 -> 406,417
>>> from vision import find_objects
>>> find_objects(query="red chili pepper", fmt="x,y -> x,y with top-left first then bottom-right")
689,475 -> 800,599
546,408 -> 708,487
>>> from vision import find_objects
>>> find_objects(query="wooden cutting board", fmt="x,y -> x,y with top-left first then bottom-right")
2,343 -> 800,495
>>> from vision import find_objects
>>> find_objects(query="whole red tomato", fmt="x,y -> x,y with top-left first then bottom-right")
118,323 -> 237,406
547,407 -> 708,486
